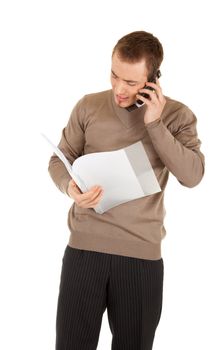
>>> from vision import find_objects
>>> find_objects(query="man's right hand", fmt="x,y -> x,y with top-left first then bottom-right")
67,179 -> 104,209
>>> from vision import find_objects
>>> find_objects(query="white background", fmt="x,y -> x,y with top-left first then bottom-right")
0,0 -> 220,349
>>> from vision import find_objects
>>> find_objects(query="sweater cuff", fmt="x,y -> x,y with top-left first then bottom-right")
145,118 -> 171,145
60,174 -> 72,196
144,117 -> 162,130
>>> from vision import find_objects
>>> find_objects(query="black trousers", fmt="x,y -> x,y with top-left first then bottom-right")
56,245 -> 164,350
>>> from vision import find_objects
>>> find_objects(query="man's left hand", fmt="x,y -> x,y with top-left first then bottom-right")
137,79 -> 166,125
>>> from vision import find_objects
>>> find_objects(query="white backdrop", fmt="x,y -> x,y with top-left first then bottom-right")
0,0 -> 220,349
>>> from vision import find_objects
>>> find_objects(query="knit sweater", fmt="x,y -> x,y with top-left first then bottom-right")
48,89 -> 205,260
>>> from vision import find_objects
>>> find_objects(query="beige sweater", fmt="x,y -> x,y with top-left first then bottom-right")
48,89 -> 205,260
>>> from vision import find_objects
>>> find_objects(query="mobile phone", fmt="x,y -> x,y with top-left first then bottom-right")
126,69 -> 161,112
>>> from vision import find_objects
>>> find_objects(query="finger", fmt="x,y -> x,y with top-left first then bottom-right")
87,187 -> 103,202
146,81 -> 164,100
70,181 -> 81,194
70,179 -> 80,189
77,186 -> 103,205
139,87 -> 158,97
137,89 -> 158,103
156,78 -> 161,87
136,94 -> 152,105
70,179 -> 77,187
145,81 -> 162,94
154,81 -> 165,103
145,81 -> 158,89
79,189 -> 104,208
67,181 -> 81,198
86,190 -> 104,207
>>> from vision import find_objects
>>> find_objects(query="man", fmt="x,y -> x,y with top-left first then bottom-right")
48,31 -> 204,350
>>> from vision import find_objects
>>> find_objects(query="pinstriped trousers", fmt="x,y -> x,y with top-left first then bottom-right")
55,245 -> 164,350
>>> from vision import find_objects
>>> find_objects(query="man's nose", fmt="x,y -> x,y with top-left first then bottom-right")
115,81 -> 127,94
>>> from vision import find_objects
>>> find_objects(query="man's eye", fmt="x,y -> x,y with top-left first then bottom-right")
127,82 -> 136,86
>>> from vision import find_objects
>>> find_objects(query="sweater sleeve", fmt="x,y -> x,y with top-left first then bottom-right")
48,98 -> 86,194
145,106 -> 205,188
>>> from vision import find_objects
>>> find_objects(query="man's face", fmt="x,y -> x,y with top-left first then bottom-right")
111,52 -> 149,108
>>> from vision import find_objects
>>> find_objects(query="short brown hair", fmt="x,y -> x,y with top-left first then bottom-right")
112,31 -> 163,79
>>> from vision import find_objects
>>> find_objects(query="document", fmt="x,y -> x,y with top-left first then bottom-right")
42,134 -> 161,214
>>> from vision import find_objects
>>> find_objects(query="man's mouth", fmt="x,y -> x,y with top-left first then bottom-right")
116,95 -> 129,103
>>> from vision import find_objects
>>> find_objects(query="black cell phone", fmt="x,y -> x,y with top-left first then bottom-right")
126,69 -> 161,112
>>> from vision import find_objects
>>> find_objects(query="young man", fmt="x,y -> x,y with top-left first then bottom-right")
48,31 -> 205,350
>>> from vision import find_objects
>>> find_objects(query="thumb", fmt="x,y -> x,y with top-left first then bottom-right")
70,179 -> 81,193
70,179 -> 77,187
